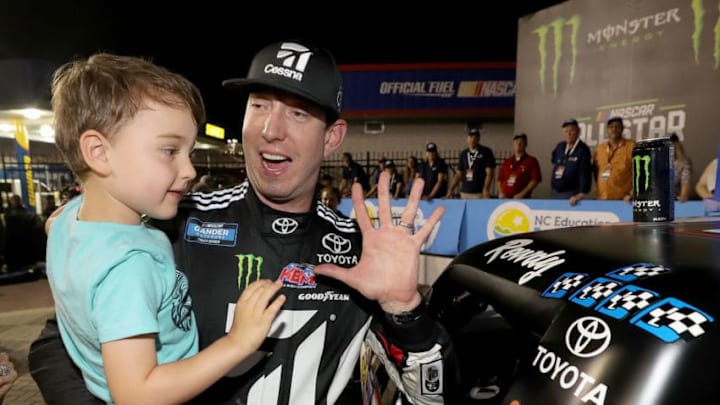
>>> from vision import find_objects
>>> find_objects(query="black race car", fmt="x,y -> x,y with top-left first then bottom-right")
428,217 -> 719,405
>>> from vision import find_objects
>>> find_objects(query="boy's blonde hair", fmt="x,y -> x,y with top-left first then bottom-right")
51,53 -> 206,178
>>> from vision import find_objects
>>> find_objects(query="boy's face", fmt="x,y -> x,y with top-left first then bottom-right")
105,100 -> 197,222
242,90 -> 345,213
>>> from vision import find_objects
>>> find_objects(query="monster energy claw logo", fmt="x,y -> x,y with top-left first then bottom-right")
633,155 -> 652,194
534,15 -> 580,95
236,254 -> 263,289
691,0 -> 720,68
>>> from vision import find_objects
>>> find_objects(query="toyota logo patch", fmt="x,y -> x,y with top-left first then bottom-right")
565,316 -> 611,358
271,217 -> 299,235
321,233 -> 352,254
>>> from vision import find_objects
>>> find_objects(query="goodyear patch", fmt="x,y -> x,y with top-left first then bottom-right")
184,217 -> 237,246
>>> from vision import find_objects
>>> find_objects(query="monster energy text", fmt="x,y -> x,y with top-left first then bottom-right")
632,137 -> 674,222
236,254 -> 263,288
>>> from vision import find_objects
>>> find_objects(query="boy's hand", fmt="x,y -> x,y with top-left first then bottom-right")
227,280 -> 285,350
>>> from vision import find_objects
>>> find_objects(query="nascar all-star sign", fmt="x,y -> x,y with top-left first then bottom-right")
515,0 -> 720,198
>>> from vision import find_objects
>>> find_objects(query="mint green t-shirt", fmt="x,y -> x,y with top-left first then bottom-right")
46,196 -> 198,403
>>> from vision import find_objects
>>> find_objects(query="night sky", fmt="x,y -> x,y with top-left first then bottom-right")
0,0 -> 566,133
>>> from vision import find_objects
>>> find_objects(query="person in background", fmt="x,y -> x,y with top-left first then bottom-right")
339,152 -> 370,197
418,142 -> 449,200
497,133 -> 542,198
669,133 -> 693,202
319,173 -> 335,189
383,160 -> 403,199
191,174 -> 217,193
446,128 -> 496,199
695,157 -> 718,199
402,156 -> 419,198
550,118 -> 592,206
320,185 -> 342,214
36,52 -> 285,404
0,352 -> 18,405
365,157 -> 387,198
593,116 -> 635,201
5,194 -> 25,216
30,39 -> 453,405
41,195 -> 59,222
3,193 -> 45,272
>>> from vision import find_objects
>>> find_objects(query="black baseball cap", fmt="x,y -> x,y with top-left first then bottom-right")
468,128 -> 481,136
426,142 -> 438,152
561,118 -> 579,128
222,40 -> 343,120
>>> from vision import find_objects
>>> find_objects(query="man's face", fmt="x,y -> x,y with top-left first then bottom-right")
425,150 -> 436,162
242,90 -> 345,213
513,138 -> 527,155
467,134 -> 479,149
607,120 -> 624,141
563,125 -> 580,145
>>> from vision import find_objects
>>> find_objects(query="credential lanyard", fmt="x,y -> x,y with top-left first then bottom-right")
467,150 -> 479,169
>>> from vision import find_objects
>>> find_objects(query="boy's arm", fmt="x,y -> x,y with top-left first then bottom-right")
101,278 -> 283,405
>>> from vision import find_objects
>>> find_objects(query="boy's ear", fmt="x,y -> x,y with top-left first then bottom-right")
79,130 -> 112,177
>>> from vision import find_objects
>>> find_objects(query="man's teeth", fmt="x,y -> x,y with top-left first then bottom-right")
262,153 -> 286,162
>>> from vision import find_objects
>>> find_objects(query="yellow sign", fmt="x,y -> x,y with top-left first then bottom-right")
205,123 -> 225,140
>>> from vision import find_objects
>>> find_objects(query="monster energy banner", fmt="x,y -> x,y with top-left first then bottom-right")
516,0 -> 720,198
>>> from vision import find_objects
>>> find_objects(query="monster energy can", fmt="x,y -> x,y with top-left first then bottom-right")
632,137 -> 674,222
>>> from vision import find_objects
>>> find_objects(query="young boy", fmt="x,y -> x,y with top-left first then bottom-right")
47,53 -> 285,404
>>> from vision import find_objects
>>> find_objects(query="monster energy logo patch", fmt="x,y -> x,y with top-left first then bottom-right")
691,0 -> 720,68
236,254 -> 263,289
633,155 -> 652,194
534,15 -> 580,95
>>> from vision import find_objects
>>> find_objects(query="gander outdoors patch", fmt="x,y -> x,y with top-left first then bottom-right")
184,217 -> 238,246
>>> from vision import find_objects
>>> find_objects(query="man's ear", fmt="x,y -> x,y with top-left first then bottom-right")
79,130 -> 112,177
323,119 -> 347,158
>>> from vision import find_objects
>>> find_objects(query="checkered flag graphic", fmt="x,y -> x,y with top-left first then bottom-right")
608,263 -> 670,282
548,273 -> 586,295
606,289 -> 655,312
644,303 -> 710,340
577,280 -> 620,301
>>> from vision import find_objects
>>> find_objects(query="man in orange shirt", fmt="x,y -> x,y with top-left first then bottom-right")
593,117 -> 635,200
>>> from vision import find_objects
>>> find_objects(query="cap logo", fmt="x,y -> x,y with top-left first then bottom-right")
260,43 -> 313,83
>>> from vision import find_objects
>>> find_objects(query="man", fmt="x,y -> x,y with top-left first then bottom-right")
593,117 -> 635,200
29,40 -> 455,405
446,128 -> 496,199
418,142 -> 449,200
339,152 -> 370,197
550,119 -> 592,206
497,133 -> 542,198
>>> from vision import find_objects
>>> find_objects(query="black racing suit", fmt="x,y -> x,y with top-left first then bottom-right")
29,181 -> 457,404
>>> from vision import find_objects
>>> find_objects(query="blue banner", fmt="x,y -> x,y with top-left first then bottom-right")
339,198 -> 706,256
339,63 -> 515,116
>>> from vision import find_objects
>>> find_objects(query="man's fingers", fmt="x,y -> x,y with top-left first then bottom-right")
415,206 -> 445,242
